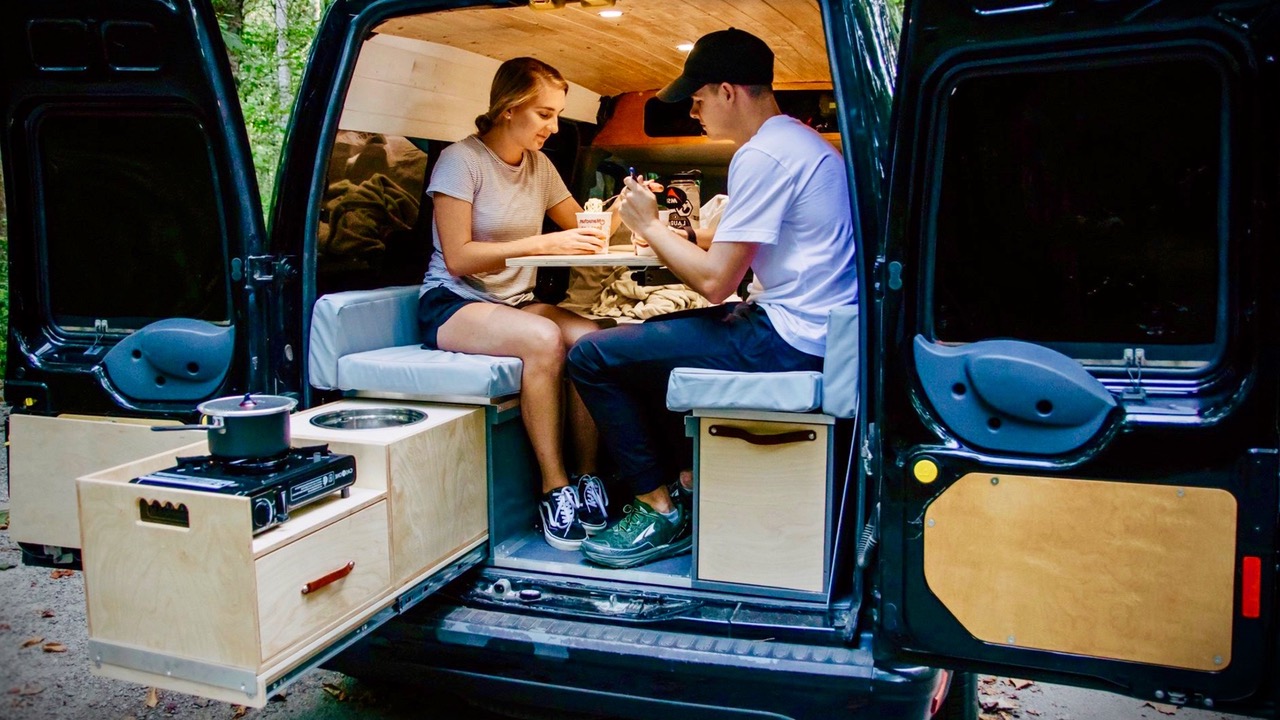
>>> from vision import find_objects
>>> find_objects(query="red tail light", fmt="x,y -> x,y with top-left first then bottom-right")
1242,556 -> 1261,619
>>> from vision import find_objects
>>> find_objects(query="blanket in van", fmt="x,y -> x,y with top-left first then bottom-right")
590,267 -> 710,320
319,173 -> 419,268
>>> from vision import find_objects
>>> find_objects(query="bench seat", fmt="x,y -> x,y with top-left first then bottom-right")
665,305 -> 859,418
309,285 -> 522,399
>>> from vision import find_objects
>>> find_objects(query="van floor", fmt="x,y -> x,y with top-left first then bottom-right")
493,528 -> 693,588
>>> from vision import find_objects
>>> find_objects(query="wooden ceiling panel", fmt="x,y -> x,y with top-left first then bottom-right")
373,0 -> 830,97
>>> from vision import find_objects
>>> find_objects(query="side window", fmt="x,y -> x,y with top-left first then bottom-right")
928,58 -> 1225,373
316,131 -> 437,295
35,110 -> 231,332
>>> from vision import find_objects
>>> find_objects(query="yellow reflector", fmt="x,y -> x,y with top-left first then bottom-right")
913,458 -> 939,484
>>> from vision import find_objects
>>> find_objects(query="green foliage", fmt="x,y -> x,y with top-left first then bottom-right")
218,0 -> 333,214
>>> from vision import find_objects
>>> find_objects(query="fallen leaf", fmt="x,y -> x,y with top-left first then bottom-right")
0,623 -> 11,631
0,563 -> 14,571
39,610 -> 54,618
145,687 -> 158,708
1011,678 -> 1034,690
17,684 -> 43,696
42,642 -> 67,653
981,696 -> 1020,712
1143,701 -> 1178,715
231,704 -> 248,718
1027,710 -> 1042,716
49,569 -> 75,580
20,636 -> 43,648
981,676 -> 998,685
0,509 -> 9,530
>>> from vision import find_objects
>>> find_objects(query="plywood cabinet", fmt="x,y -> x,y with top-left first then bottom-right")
75,401 -> 490,707
290,400 -> 489,587
693,410 -> 833,598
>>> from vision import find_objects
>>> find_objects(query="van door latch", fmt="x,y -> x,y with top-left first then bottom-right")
245,255 -> 293,284
1122,347 -> 1146,402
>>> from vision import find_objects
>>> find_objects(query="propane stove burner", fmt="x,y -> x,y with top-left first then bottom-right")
131,444 -> 357,534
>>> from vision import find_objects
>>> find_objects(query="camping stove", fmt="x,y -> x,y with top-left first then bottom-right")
130,444 -> 356,534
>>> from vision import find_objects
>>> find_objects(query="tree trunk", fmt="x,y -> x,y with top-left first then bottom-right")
211,0 -> 244,76
274,0 -> 290,126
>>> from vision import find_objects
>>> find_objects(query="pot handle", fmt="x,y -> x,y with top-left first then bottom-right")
151,424 -> 226,434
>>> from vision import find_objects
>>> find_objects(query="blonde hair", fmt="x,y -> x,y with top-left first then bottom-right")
475,57 -> 569,135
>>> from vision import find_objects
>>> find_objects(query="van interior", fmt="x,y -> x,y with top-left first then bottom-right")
305,0 -> 855,599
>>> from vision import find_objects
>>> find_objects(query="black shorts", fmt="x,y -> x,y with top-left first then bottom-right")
417,286 -> 479,349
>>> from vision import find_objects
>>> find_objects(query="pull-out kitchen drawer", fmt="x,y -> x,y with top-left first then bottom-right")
77,441 -> 392,707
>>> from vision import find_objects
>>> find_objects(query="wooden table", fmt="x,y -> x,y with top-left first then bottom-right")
506,247 -> 662,268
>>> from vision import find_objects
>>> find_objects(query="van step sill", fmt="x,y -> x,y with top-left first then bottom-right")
420,604 -> 876,677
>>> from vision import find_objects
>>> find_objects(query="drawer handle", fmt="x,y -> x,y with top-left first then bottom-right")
301,561 -> 355,595
707,425 -> 816,445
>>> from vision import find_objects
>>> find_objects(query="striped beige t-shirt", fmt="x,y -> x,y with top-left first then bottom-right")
421,135 -> 572,304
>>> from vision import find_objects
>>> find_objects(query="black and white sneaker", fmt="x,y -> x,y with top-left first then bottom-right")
575,474 -> 609,535
539,486 -> 586,550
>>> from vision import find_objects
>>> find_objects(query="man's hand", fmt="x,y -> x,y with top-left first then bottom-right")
618,176 -> 661,234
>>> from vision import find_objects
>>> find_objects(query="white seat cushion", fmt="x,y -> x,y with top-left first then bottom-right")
338,345 -> 523,398
666,368 -> 823,413
310,286 -> 522,398
664,305 -> 859,418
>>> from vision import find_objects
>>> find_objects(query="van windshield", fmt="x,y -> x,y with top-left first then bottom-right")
928,57 -> 1224,369
36,110 -> 231,332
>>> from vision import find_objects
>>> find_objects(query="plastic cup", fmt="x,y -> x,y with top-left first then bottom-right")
575,212 -> 611,253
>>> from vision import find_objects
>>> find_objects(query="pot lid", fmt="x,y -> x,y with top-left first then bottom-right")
198,393 -> 298,417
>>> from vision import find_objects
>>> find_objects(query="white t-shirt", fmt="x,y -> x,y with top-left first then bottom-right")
713,115 -> 859,356
422,135 -> 572,304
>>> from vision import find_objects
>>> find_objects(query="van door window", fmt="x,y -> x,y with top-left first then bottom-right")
928,57 -> 1225,372
35,110 -> 231,332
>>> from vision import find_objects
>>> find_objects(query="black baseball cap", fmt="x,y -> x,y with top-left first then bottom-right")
656,28 -> 774,103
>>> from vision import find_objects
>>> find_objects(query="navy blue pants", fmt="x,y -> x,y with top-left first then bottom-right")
566,303 -> 822,496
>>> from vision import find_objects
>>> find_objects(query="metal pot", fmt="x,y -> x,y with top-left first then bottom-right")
153,393 -> 298,458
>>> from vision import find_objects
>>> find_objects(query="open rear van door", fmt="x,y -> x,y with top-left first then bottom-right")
0,0 -> 271,560
874,0 -> 1280,714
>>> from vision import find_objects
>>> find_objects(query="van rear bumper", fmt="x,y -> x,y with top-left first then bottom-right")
326,600 -> 945,720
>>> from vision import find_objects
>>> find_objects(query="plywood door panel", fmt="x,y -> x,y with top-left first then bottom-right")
696,417 -> 827,592
256,502 -> 391,662
924,473 -> 1237,671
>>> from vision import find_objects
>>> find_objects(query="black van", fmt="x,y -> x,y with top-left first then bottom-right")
2,1 -> 1278,718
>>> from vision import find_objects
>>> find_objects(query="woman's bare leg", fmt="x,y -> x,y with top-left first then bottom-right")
437,303 -> 570,492
522,304 -> 602,475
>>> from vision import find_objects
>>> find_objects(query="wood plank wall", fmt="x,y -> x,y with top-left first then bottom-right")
340,34 -> 602,141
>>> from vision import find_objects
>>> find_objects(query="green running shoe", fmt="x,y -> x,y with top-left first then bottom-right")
580,498 -> 691,569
